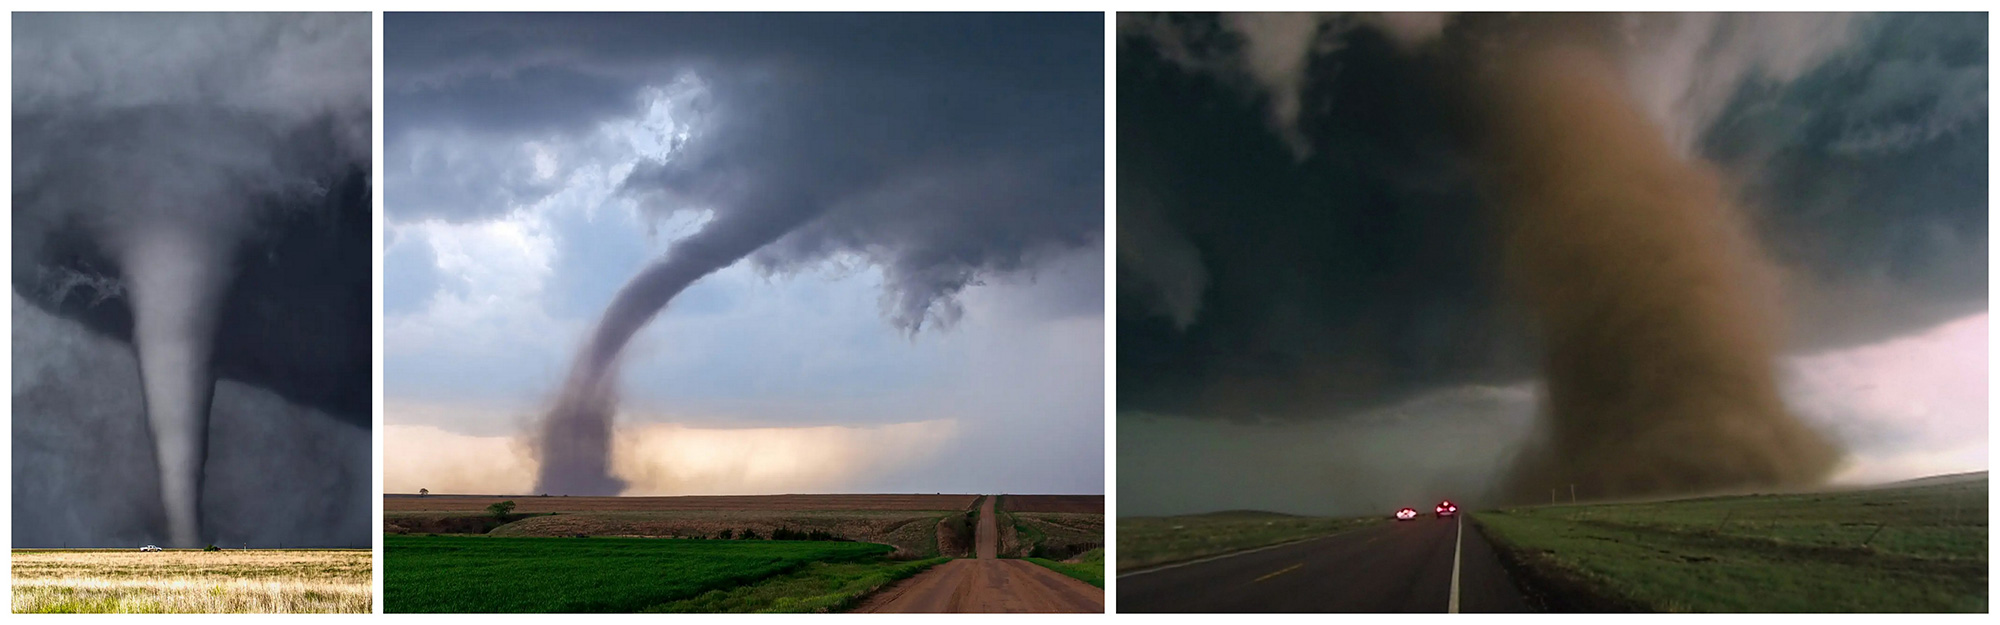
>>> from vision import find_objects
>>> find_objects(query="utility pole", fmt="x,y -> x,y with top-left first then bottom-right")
1551,488 -> 1557,504
1570,484 -> 1577,504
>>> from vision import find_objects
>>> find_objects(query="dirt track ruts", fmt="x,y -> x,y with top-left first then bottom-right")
851,495 -> 1103,613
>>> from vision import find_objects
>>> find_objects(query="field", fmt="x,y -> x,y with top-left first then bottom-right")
1000,495 -> 1105,513
491,511 -> 951,558
644,557 -> 950,613
388,512 -> 959,560
385,534 -> 923,612
1117,511 -> 1385,572
1003,511 -> 1105,558
1473,476 -> 1989,612
384,493 -> 1099,612
994,495 -> 1105,561
387,494 -> 978,559
12,549 -> 371,614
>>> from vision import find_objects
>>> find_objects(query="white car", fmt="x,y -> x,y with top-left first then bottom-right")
1395,507 -> 1418,521
139,545 -> 163,552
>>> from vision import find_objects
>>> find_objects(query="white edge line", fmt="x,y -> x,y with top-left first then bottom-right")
1117,524 -> 1376,579
1449,515 -> 1464,614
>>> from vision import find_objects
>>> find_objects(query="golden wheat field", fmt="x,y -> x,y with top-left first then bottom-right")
11,549 -> 372,613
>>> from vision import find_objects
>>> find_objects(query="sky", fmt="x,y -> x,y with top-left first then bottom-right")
1117,13 -> 1986,516
380,13 -> 1105,497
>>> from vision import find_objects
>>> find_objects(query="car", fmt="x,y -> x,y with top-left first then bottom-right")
139,545 -> 163,552
1395,507 -> 1418,521
1435,500 -> 1458,518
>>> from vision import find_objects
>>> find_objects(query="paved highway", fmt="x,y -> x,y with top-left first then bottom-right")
1118,515 -> 1533,613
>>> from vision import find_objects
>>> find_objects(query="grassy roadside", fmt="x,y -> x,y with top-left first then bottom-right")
1472,478 -> 1987,612
1025,547 -> 1104,588
1117,512 -> 1384,573
645,557 -> 951,613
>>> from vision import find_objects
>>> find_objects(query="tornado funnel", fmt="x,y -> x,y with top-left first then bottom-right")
119,226 -> 234,547
535,200 -> 824,495
1485,46 -> 1841,501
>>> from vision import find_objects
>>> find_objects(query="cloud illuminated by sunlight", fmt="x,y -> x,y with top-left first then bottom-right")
383,417 -> 959,496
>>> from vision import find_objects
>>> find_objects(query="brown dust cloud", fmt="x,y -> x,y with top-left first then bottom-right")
1480,41 -> 1841,502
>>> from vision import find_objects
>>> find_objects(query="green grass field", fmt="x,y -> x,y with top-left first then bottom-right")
1026,547 -> 1104,588
643,557 -> 949,613
1474,476 -> 1988,612
384,535 -> 896,612
1117,512 -> 1384,572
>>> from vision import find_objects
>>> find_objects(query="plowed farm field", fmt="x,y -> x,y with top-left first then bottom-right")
999,495 -> 1104,514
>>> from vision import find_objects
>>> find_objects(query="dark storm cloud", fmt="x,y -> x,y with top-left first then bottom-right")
387,13 -> 1103,494
386,12 -> 1103,332
1117,13 -> 1986,423
1705,13 -> 1989,347
11,12 -> 371,547
13,13 -> 374,418
1118,14 -> 1521,421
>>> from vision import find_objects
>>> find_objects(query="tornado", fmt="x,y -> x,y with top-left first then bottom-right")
117,226 -> 235,547
1482,45 -> 1841,501
14,13 -> 370,548
535,199 -> 823,495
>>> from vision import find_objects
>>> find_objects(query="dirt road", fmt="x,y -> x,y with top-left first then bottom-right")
977,494 -> 999,559
851,495 -> 1103,613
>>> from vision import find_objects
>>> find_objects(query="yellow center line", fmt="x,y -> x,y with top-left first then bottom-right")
1254,563 -> 1304,583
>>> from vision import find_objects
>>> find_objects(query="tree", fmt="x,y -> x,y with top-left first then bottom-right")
419,488 -> 429,497
486,500 -> 516,518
